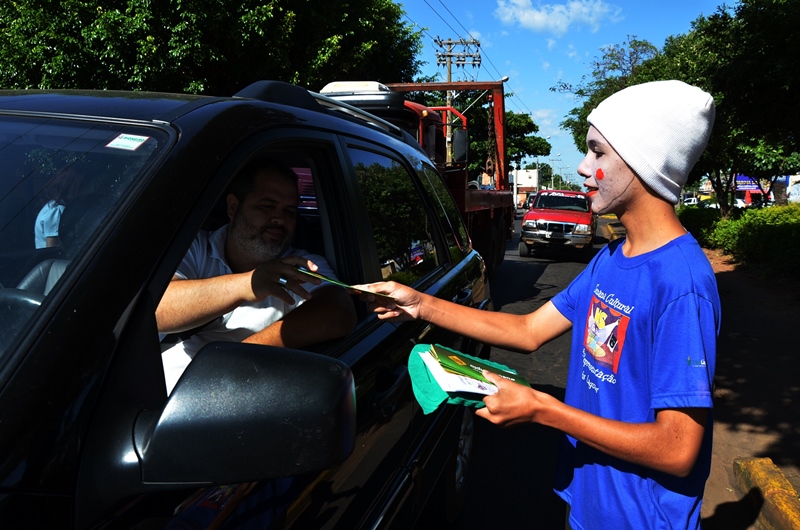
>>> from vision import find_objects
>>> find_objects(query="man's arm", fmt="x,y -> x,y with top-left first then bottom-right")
156,256 -> 324,334
243,285 -> 357,348
354,281 -> 572,353
476,373 -> 708,477
156,273 -> 255,333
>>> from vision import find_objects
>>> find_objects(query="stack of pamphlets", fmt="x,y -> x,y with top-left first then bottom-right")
418,344 -> 530,396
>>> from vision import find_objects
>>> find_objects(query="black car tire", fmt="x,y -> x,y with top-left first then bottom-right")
518,241 -> 530,257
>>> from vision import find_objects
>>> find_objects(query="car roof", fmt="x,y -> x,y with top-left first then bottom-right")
0,83 -> 422,152
0,89 -> 210,122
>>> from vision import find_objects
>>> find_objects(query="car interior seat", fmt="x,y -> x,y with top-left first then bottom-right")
15,259 -> 70,296
15,193 -> 108,297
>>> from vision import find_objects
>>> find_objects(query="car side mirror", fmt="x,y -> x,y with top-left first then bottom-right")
134,343 -> 356,484
453,128 -> 469,164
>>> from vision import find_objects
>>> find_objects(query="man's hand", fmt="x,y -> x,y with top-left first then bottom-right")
351,281 -> 424,321
249,256 -> 322,305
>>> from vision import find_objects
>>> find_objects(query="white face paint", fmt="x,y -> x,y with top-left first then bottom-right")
577,126 -> 638,216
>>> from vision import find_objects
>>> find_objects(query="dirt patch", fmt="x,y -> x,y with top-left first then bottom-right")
703,247 -> 737,273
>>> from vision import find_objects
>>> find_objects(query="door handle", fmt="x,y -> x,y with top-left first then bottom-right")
452,288 -> 472,305
370,365 -> 409,417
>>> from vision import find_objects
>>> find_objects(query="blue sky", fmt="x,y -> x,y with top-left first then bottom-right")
397,0 -> 727,185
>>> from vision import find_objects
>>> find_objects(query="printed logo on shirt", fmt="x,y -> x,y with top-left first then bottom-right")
583,291 -> 631,374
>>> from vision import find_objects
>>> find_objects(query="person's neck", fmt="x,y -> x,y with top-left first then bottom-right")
617,198 -> 687,257
224,238 -> 254,274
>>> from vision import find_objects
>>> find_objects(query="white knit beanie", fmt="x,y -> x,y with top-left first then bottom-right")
587,80 -> 715,204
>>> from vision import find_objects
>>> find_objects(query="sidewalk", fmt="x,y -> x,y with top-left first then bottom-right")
700,248 -> 800,529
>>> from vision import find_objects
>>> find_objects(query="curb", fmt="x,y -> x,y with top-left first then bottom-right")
733,457 -> 800,529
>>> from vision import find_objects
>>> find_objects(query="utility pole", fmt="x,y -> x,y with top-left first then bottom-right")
435,38 -> 481,163
548,155 -> 561,189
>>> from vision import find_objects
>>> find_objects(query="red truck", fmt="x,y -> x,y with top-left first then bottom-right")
320,80 -> 514,275
519,189 -> 597,257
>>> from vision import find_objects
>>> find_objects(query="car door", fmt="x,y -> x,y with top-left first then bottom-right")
324,140 -> 490,528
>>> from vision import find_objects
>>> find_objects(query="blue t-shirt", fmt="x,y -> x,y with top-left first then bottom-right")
551,234 -> 720,530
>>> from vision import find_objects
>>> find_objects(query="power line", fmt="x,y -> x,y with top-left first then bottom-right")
422,0 -> 464,41
412,1 -> 537,120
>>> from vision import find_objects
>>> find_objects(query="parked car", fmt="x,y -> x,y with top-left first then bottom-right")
0,81 -> 493,528
519,190 -> 597,257
697,198 -> 748,209
683,197 -> 699,206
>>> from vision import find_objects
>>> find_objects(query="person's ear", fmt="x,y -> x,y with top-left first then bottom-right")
226,193 -> 239,221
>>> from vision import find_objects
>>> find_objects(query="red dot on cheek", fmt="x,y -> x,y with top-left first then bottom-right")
596,168 -> 605,180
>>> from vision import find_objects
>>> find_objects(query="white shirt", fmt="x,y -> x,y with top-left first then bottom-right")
161,225 -> 335,394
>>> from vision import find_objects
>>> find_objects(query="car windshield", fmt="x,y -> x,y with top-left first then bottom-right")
534,193 -> 589,212
0,115 -> 169,358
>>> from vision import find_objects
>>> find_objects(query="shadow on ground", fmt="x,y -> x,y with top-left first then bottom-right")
702,488 -> 763,529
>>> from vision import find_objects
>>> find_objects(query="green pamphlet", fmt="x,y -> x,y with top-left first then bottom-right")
295,266 -> 395,300
419,344 -> 530,396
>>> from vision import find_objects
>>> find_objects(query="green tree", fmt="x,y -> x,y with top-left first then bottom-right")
552,35 -> 659,150
719,0 -> 800,150
555,4 -> 800,218
0,0 -> 422,94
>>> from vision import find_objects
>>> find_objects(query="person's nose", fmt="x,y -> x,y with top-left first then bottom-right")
577,153 -> 593,180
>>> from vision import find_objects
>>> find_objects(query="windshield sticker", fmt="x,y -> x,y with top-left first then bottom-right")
106,134 -> 150,151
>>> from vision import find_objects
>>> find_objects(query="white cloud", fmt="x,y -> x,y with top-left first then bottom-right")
542,61 -> 551,71
533,108 -> 557,128
547,38 -> 557,50
470,29 -> 491,49
494,0 -> 622,36
567,44 -> 578,58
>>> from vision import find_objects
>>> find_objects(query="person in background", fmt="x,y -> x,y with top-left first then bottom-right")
157,158 -> 356,395
355,80 -> 719,529
34,168 -> 83,248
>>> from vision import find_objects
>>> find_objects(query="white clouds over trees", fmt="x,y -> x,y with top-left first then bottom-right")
494,0 -> 622,35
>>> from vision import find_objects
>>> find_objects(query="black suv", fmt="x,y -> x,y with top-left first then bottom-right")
0,81 -> 491,528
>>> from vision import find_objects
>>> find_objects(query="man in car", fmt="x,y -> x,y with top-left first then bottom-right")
356,80 -> 719,529
157,158 -> 356,394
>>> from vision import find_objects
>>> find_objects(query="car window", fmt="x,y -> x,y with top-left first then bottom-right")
347,147 -> 439,284
534,192 -> 589,212
417,161 -> 470,262
0,116 -> 169,360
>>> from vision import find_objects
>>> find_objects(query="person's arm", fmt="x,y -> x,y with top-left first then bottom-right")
476,372 -> 707,477
156,272 -> 258,333
242,284 -> 357,348
353,281 -> 572,353
156,256 -> 322,333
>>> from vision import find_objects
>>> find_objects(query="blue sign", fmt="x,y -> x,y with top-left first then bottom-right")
735,174 -> 758,190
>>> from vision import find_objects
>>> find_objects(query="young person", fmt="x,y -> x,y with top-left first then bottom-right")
355,80 -> 719,529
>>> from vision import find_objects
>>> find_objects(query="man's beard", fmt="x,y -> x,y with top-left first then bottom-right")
229,211 -> 290,263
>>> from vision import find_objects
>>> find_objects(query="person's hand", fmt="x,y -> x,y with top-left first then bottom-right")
350,281 -> 423,321
475,371 -> 549,427
250,256 -> 322,305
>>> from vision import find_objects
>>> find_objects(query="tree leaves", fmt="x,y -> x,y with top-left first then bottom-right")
554,2 -> 800,215
0,0 -> 422,94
